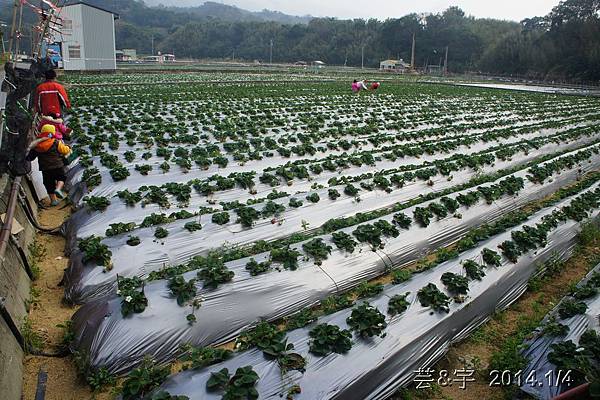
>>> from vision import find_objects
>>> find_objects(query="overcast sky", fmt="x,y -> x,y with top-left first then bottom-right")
157,0 -> 559,21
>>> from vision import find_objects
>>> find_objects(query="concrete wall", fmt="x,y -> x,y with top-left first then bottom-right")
0,317 -> 23,400
82,5 -> 117,71
56,4 -> 86,71
54,4 -> 117,71
0,174 -> 38,400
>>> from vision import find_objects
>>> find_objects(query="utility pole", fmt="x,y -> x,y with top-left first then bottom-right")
444,46 -> 449,75
269,39 -> 273,64
151,34 -> 154,56
410,33 -> 416,71
361,44 -> 365,69
7,0 -> 18,59
14,1 -> 22,57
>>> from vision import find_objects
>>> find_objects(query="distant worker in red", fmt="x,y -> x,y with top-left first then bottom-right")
34,69 -> 71,116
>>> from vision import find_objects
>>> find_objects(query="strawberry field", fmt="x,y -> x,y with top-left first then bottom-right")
61,75 -> 600,399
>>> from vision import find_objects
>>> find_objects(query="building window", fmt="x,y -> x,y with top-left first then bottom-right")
68,45 -> 81,59
63,19 -> 73,31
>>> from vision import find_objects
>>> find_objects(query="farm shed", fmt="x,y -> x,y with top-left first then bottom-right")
51,2 -> 118,71
380,59 -> 410,73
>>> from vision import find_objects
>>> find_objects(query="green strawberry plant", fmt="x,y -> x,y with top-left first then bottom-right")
322,294 -> 354,314
558,299 -> 588,319
417,283 -> 451,313
463,260 -> 485,280
245,258 -> 272,276
352,224 -> 382,249
105,222 -> 136,237
306,193 -> 320,203
387,293 -> 410,316
331,231 -> 358,253
206,366 -> 259,400
109,165 -> 130,181
346,302 -> 387,338
440,272 -> 470,295
121,356 -> 170,400
184,221 -> 202,232
392,213 -> 412,229
83,196 -> 111,211
178,344 -> 232,370
79,236 -> 112,269
482,248 -> 502,267
308,323 -> 353,356
212,212 -> 231,225
197,259 -> 234,289
270,247 -> 301,270
289,198 -> 303,208
391,269 -> 412,284
168,275 -> 198,306
155,227 -> 169,239
302,238 -> 332,265
126,236 -> 141,246
236,206 -> 260,227
413,207 -> 434,227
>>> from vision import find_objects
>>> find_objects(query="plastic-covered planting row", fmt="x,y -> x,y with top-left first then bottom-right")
519,263 -> 600,399
72,92 -> 595,148
66,120 -> 596,206
63,144 -> 600,304
73,86 -> 593,134
73,109 -> 579,173
65,72 -> 347,85
150,194 -> 600,399
70,176 -> 600,375
67,120 -> 525,199
63,124 -> 600,252
70,99 -> 582,188
61,124 -> 555,245
68,114 -> 589,204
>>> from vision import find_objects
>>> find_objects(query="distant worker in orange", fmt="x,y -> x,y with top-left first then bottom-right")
34,69 -> 71,116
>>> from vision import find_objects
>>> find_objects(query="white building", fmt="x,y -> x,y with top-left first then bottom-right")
52,2 -> 118,71
380,59 -> 411,73
117,49 -> 138,62
142,53 -> 176,63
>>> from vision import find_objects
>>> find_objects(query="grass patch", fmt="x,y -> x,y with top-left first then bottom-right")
28,240 -> 47,280
24,286 -> 41,312
21,316 -> 43,354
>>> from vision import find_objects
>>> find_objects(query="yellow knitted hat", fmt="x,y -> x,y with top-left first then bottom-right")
41,124 -> 56,135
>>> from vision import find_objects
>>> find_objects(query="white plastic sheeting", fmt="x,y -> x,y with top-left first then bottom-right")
69,180 -> 600,375
153,195 -> 598,400
63,143 -> 600,304
63,124 -> 594,245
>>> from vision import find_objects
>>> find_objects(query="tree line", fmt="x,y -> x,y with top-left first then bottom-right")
1,0 -> 599,82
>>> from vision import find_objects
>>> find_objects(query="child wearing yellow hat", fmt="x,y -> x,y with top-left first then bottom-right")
29,124 -> 72,206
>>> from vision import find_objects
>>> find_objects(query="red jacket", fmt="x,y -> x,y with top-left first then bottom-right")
35,80 -> 71,115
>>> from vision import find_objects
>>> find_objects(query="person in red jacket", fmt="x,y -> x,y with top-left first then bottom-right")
34,69 -> 71,116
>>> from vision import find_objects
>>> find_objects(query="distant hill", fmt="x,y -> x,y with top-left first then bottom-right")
144,0 -> 312,24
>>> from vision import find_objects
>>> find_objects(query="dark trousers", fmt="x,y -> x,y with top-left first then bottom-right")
42,167 -> 66,194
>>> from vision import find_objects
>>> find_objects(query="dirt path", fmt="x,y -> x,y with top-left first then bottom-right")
21,202 -> 112,400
